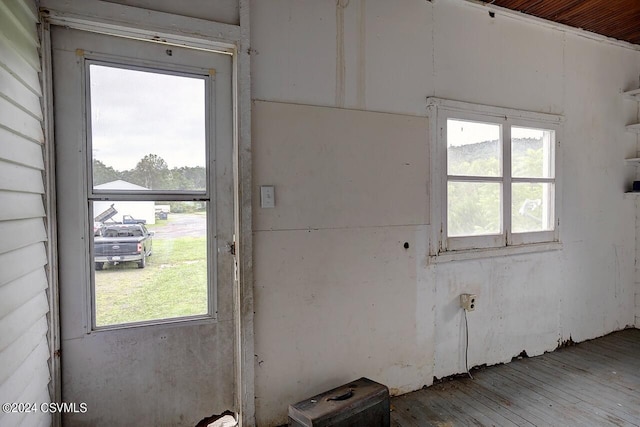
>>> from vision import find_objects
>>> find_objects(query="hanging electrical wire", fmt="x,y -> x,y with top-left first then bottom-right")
464,309 -> 473,379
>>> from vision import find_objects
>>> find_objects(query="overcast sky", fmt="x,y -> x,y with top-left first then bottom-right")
90,64 -> 206,171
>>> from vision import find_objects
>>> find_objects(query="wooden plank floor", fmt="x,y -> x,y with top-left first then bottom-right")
391,329 -> 640,427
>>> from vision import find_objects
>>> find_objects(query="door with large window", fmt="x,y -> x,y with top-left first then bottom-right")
52,27 -> 235,425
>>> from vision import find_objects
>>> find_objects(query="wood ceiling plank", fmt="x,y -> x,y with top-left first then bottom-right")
490,0 -> 640,45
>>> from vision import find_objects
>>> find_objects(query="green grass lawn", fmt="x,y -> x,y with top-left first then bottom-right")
95,237 -> 208,326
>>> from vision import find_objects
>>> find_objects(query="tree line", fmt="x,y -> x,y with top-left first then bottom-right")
93,154 -> 206,191
448,139 -> 549,236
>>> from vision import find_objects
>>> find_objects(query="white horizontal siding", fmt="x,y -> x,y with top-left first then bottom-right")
0,32 -> 41,94
1,0 -> 40,40
0,5 -> 40,69
0,127 -> 44,169
0,243 -> 47,287
0,292 -> 49,354
0,316 -> 48,384
0,218 -> 47,254
0,191 -> 45,221
0,95 -> 43,141
0,339 -> 49,404
14,355 -> 52,427
19,390 -> 52,427
11,0 -> 38,20
0,269 -> 48,324
0,1 -> 51,425
0,65 -> 42,119
0,341 -> 50,427
0,159 -> 45,193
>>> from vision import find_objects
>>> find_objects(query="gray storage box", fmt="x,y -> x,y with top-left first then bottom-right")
288,377 -> 390,427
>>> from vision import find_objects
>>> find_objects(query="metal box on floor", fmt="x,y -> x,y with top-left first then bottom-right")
288,377 -> 390,427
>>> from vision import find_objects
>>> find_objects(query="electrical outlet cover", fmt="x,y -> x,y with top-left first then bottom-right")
460,293 -> 477,311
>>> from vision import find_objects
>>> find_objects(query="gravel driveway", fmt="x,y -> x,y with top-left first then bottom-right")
152,213 -> 206,238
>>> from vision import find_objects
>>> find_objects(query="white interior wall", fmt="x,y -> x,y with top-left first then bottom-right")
251,0 -> 640,425
560,31 -> 639,341
252,100 -> 432,408
100,0 -> 239,25
0,1 -> 51,426
633,65 -> 640,330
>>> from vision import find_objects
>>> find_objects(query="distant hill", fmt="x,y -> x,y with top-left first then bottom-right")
449,138 -> 543,164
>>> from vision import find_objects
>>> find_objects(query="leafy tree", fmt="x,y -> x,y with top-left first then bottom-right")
448,172 -> 501,236
176,166 -> 206,190
448,138 -> 550,236
168,166 -> 206,191
93,159 -> 120,186
92,155 -> 205,194
131,153 -> 169,190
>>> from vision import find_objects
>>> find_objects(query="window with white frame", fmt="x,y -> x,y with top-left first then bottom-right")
428,99 -> 562,256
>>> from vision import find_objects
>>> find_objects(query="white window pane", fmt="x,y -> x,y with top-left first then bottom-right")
512,183 -> 554,233
447,182 -> 501,237
90,64 -> 207,191
93,201 -> 208,326
512,127 -> 554,178
447,119 -> 501,177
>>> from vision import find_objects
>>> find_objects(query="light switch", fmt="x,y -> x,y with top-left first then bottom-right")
260,185 -> 275,208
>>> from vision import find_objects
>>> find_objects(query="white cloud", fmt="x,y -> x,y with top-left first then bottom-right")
90,64 -> 206,170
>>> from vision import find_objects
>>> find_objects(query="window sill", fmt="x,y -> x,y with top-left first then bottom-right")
429,241 -> 563,264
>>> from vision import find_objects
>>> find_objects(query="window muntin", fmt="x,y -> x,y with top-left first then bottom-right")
434,101 -> 560,254
87,62 -> 215,328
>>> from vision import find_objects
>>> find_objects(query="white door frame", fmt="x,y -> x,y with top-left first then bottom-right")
39,1 -> 254,425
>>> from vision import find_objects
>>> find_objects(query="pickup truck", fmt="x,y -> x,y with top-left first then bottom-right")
94,224 -> 153,270
122,214 -> 146,224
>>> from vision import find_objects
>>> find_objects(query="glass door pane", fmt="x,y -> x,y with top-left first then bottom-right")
92,201 -> 209,327
89,64 -> 207,191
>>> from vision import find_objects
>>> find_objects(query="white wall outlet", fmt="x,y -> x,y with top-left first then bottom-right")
460,293 -> 477,311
